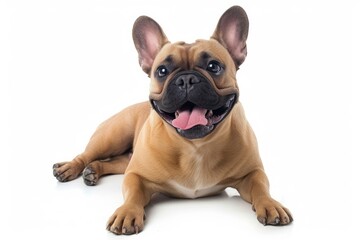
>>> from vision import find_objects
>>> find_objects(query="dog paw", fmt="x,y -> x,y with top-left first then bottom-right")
252,197 -> 293,226
82,165 -> 99,186
53,161 -> 83,182
106,204 -> 145,235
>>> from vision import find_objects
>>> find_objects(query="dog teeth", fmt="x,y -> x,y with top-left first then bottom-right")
175,111 -> 179,118
206,110 -> 213,118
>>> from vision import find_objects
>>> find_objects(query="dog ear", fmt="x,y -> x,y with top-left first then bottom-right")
133,16 -> 169,74
212,6 -> 249,68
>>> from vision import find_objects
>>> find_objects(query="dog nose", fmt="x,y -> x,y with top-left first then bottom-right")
175,74 -> 200,89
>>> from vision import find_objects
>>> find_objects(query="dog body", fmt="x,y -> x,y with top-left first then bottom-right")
53,6 -> 292,235
116,100 -> 260,200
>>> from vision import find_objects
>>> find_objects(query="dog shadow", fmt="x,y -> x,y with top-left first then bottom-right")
145,189 -> 254,222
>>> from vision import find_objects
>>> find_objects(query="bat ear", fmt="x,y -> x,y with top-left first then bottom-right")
212,6 -> 249,68
132,16 -> 169,74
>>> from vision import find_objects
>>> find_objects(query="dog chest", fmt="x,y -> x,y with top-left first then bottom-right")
162,143 -> 228,198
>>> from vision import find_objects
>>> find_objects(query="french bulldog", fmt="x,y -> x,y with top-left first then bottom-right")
53,5 -> 293,235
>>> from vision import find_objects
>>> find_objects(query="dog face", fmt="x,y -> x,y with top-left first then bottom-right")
133,6 -> 249,139
149,40 -> 239,139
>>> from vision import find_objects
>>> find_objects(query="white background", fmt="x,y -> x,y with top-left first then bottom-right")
2,0 -> 358,239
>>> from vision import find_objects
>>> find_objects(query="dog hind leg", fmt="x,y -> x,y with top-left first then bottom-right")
53,102 -> 150,183
83,153 -> 132,186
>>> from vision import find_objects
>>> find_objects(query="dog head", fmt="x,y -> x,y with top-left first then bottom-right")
132,6 -> 249,139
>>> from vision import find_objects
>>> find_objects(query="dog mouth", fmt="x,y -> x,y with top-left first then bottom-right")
151,94 -> 236,139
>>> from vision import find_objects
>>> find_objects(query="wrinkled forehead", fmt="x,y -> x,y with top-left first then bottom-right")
151,39 -> 235,72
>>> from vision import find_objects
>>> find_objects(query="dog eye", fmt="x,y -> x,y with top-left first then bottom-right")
206,60 -> 223,75
156,65 -> 168,78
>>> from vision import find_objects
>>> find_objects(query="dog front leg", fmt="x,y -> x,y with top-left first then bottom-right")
107,173 -> 153,235
235,169 -> 293,226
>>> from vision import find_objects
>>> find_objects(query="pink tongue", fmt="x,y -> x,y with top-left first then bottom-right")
172,107 -> 208,130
